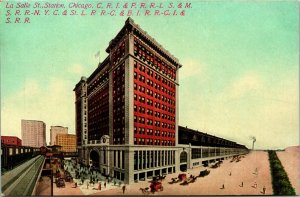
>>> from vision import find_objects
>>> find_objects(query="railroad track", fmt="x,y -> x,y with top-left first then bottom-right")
2,155 -> 45,196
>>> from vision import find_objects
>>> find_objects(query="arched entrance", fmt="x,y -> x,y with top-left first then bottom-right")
180,151 -> 188,172
90,150 -> 100,170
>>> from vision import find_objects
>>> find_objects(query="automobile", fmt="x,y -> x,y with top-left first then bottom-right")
199,169 -> 210,177
56,178 -> 65,187
65,175 -> 73,182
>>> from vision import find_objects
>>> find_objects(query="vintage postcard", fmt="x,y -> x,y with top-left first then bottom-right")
1,0 -> 299,196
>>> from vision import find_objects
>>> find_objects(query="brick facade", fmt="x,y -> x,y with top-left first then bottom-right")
74,18 -> 248,184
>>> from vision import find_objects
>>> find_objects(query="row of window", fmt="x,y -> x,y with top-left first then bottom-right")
134,61 -> 176,89
134,116 -> 175,129
113,96 -> 125,104
112,76 -> 124,85
113,150 -> 125,169
112,41 -> 125,65
89,98 -> 108,109
112,63 -> 126,138
134,73 -> 176,98
113,62 -> 125,75
113,137 -> 125,144
113,116 -> 125,124
134,94 -> 176,113
88,74 -> 109,93
89,99 -> 108,113
133,38 -> 176,80
7,148 -> 39,156
113,126 -> 125,133
113,106 -> 125,114
133,150 -> 176,171
191,148 -> 246,159
134,127 -> 175,137
89,108 -> 108,119
134,138 -> 175,146
113,85 -> 125,95
134,83 -> 175,104
134,105 -> 175,121
89,122 -> 108,134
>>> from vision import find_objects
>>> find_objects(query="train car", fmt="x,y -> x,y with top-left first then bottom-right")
1,144 -> 41,173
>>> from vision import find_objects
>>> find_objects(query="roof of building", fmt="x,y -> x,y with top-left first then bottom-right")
87,55 -> 110,83
1,136 -> 21,140
21,119 -> 46,124
178,125 -> 247,149
73,76 -> 87,91
106,17 -> 182,68
56,133 -> 76,137
51,126 -> 68,128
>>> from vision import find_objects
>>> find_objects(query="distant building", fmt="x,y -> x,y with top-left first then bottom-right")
1,136 -> 22,146
50,126 -> 68,145
56,134 -> 76,152
21,119 -> 46,147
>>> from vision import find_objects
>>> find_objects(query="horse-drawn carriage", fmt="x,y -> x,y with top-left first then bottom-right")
150,181 -> 163,192
178,173 -> 187,181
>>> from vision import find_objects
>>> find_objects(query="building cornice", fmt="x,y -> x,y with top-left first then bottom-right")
106,17 -> 182,69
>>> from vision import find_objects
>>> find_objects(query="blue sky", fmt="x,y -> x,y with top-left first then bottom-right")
1,1 -> 299,149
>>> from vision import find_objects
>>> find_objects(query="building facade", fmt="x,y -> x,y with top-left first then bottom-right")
74,18 -> 248,184
1,136 -> 22,146
21,120 -> 46,148
56,134 -> 77,152
50,126 -> 68,145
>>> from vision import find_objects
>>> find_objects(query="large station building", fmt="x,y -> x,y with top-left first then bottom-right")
74,18 -> 248,184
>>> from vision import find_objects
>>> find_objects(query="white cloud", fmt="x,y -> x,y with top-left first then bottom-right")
226,71 -> 264,100
179,70 -> 299,150
1,77 -> 75,145
2,66 -> 298,150
180,58 -> 205,79
67,64 -> 85,75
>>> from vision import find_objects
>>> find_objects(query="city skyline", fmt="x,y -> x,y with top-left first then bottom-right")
1,2 -> 298,149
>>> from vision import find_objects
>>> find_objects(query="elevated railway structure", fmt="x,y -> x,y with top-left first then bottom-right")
1,155 -> 45,196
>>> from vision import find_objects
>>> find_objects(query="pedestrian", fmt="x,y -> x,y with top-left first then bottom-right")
104,182 -> 106,188
240,181 -> 243,187
229,172 -> 231,176
122,185 -> 126,194
86,182 -> 89,189
254,182 -> 257,188
98,182 -> 102,190
221,184 -> 225,189
263,186 -> 266,194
